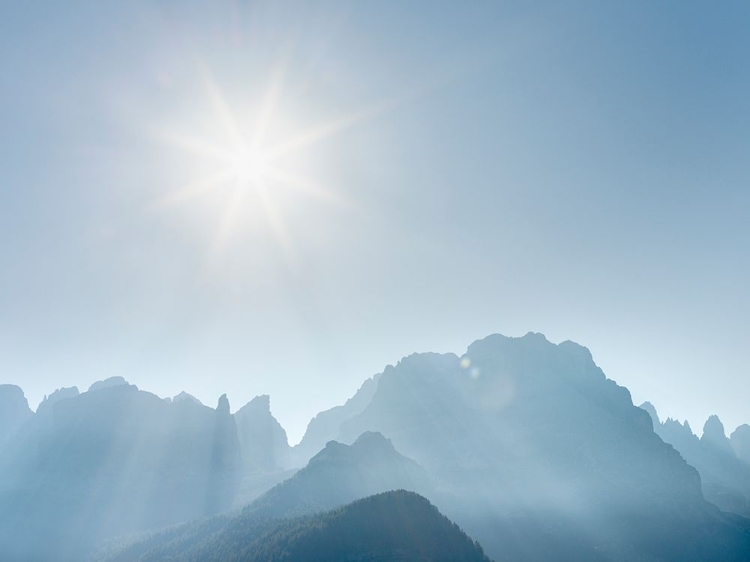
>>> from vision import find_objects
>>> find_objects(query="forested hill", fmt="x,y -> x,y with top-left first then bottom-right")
96,490 -> 492,562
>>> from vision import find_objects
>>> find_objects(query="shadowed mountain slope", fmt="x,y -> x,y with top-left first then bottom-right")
97,491 -> 491,562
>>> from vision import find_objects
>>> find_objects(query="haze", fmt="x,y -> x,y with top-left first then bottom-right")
1,0 -> 749,444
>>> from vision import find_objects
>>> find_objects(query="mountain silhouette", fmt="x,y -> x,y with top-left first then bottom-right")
96,491 -> 491,562
0,385 -> 32,445
94,432 -> 436,561
37,386 -> 80,416
252,431 -> 432,519
3,332 -> 750,561
641,402 -> 750,518
235,394 -> 291,472
732,425 -> 750,465
292,372 -> 381,465
0,381 -> 243,561
299,333 -> 750,561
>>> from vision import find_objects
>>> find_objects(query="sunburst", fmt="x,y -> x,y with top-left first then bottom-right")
149,68 -> 377,261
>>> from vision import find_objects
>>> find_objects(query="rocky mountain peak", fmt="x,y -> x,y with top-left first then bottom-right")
37,387 -> 80,415
639,401 -> 660,425
88,376 -> 131,393
217,394 -> 231,415
701,415 -> 735,455
0,385 -> 33,443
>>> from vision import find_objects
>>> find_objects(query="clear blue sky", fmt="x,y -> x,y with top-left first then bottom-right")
2,1 -> 749,443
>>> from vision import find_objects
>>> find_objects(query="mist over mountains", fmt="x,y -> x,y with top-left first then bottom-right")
640,401 -> 750,518
2,333 -> 749,561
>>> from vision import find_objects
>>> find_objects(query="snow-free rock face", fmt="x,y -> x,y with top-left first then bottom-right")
0,385 -> 32,444
235,395 -> 291,471
732,425 -> 750,465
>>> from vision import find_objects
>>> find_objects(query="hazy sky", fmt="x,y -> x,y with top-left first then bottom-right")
2,1 -> 749,443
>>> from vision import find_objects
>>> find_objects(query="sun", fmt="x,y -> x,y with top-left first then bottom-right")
149,70 -> 375,260
229,144 -> 271,187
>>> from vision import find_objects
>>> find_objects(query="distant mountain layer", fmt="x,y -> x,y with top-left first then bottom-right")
235,394 -> 291,472
0,378 -> 298,560
96,490 -> 490,562
0,384 -> 243,561
733,425 -> 750,465
292,372 -> 381,464
640,402 -> 750,518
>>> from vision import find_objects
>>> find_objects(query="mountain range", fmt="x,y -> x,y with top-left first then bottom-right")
640,401 -> 750,518
2,332 -> 749,561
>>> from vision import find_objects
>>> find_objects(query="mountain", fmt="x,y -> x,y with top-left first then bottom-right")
231,395 -> 297,507
171,391 -> 203,405
235,394 -> 291,471
292,372 -> 381,465
0,381 -> 243,561
252,431 -> 432,519
0,385 -> 32,444
304,333 -> 750,561
4,331 -> 750,561
88,376 -> 130,393
97,491 -> 491,562
95,432 -> 436,561
703,415 -> 737,456
640,402 -> 750,518
37,386 -> 80,416
732,425 -> 750,465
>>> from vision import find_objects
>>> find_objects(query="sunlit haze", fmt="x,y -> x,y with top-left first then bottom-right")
2,1 -> 749,444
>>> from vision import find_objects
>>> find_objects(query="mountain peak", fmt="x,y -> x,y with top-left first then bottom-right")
173,391 -> 203,406
88,376 -> 131,393
37,386 -> 80,415
0,385 -> 32,444
237,394 -> 271,414
522,331 -> 550,343
639,401 -> 660,425
235,394 -> 290,471
251,430 -> 431,521
352,431 -> 397,454
217,394 -> 231,415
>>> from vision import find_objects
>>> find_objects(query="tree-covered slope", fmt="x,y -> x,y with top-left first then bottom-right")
98,491 -> 491,562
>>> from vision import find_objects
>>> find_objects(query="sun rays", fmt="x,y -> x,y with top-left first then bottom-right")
148,68 -> 370,262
